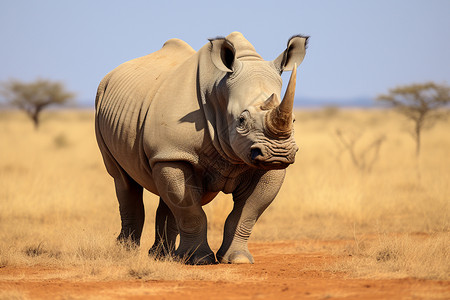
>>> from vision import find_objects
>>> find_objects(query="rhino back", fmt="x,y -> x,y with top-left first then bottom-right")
95,39 -> 195,189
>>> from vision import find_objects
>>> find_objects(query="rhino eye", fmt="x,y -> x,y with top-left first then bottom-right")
237,110 -> 249,128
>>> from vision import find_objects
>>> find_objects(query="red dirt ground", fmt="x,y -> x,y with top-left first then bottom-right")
1,241 -> 448,299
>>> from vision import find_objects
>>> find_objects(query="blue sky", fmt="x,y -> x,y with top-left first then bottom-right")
1,0 -> 449,106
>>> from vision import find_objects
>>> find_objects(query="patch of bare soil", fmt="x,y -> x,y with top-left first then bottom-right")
1,241 -> 448,299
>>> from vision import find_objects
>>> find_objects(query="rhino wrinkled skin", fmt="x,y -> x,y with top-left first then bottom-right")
95,32 -> 308,264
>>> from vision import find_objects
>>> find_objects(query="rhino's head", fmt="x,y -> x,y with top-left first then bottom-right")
209,33 -> 308,169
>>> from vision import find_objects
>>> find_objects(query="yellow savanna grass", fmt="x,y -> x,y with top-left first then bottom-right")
331,232 -> 449,280
0,108 -> 448,280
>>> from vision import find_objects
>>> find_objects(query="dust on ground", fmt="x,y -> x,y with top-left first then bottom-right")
1,240 -> 448,299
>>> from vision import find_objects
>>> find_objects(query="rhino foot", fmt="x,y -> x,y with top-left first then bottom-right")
218,250 -> 254,264
148,244 -> 175,260
116,233 -> 140,250
178,251 -> 217,265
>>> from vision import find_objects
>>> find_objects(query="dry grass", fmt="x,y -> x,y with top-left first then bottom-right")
331,233 -> 449,280
0,108 -> 449,280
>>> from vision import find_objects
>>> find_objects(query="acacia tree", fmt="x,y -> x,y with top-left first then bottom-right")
377,82 -> 450,156
1,79 -> 75,129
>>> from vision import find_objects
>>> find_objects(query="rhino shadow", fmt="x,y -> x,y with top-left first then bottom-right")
178,109 -> 205,132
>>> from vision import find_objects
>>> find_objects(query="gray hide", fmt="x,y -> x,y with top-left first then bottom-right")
95,32 -> 308,264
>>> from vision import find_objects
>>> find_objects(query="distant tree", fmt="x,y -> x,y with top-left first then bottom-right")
333,129 -> 386,173
0,79 -> 75,129
377,82 -> 450,157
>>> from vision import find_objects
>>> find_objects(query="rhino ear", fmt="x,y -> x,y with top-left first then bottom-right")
210,38 -> 238,72
274,35 -> 309,73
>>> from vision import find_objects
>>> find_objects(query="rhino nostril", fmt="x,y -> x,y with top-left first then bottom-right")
251,148 -> 264,160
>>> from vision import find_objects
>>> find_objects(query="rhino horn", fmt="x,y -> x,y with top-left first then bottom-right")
260,93 -> 279,110
265,63 -> 297,137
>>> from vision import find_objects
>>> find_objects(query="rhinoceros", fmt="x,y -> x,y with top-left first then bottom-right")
95,31 -> 308,265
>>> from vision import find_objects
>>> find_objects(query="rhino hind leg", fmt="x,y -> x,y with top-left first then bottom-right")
96,125 -> 145,246
148,197 -> 179,259
114,175 -> 145,246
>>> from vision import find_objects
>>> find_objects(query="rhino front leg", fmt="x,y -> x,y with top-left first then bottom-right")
217,169 -> 285,264
149,197 -> 179,258
114,176 -> 145,246
153,162 -> 215,265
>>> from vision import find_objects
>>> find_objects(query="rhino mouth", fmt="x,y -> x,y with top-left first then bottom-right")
248,144 -> 297,169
